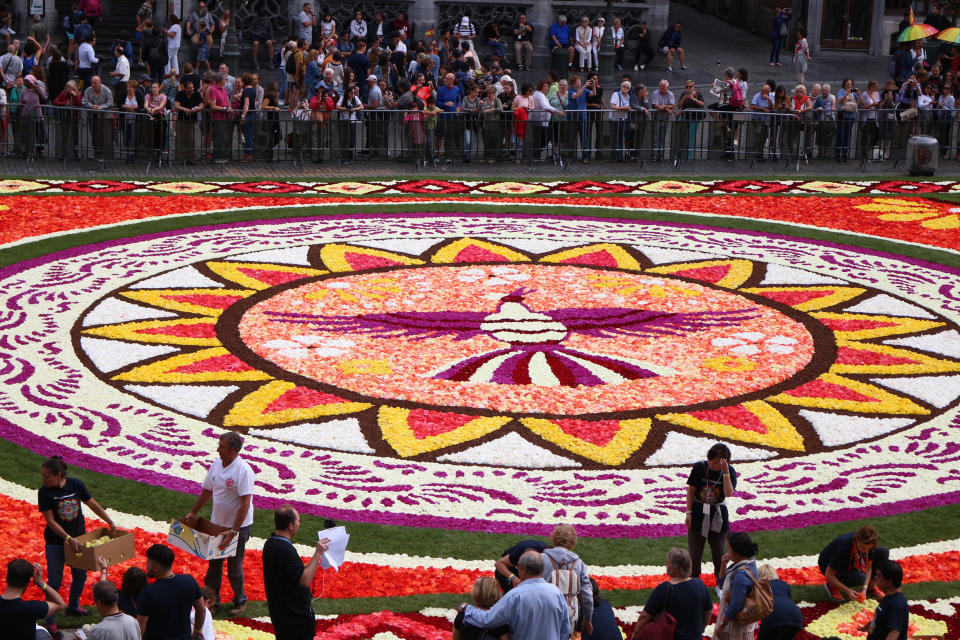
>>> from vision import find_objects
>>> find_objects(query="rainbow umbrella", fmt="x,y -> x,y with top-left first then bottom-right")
898,23 -> 938,42
936,27 -> 960,43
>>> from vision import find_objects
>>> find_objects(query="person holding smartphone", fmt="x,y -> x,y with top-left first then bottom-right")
297,3 -> 315,46
685,443 -> 737,583
2,559 -> 66,640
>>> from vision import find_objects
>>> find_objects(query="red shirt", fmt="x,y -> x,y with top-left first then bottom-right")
208,84 -> 230,120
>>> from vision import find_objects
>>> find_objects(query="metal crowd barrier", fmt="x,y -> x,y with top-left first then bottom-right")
0,105 -> 956,172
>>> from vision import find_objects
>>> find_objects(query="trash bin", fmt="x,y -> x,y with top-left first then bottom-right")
907,135 -> 938,176
551,48 -> 569,76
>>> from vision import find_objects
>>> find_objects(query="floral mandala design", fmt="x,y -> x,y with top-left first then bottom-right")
76,237 -> 960,469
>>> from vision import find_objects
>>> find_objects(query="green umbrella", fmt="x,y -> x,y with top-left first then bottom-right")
935,27 -> 960,43
898,23 -> 938,42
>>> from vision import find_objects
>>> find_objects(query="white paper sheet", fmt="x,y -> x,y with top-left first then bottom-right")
318,526 -> 349,571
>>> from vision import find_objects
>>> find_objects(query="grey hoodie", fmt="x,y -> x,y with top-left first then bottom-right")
540,546 -> 594,624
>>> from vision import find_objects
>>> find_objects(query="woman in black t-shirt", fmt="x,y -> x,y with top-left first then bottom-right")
630,548 -> 712,640
685,443 -> 737,582
38,456 -> 115,623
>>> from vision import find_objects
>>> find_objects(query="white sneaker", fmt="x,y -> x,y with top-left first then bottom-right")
633,65 -> 639,71
666,66 -> 673,72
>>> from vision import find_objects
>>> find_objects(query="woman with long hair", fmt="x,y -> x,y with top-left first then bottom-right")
335,83 -> 363,161
715,532 -> 760,640
511,82 -> 534,163
144,80 -> 168,162
260,81 -> 281,161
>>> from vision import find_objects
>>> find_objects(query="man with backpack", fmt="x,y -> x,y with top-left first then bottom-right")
541,524 -> 594,636
462,550 -> 570,640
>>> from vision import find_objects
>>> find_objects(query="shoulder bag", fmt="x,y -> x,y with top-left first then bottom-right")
735,570 -> 774,624
634,582 -> 677,640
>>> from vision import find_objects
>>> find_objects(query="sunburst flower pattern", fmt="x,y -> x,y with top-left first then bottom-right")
77,238 -> 960,469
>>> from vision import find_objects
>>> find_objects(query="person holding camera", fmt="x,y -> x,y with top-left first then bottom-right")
298,3 -> 316,46
770,8 -> 792,67
1,559 -> 65,640
513,14 -> 534,70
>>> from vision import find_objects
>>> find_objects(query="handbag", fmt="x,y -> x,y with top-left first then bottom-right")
735,570 -> 774,625
841,93 -> 858,113
634,582 -> 677,640
779,22 -> 788,38
899,107 -> 919,121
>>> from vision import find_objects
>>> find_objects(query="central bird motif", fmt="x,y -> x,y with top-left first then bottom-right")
265,288 -> 758,388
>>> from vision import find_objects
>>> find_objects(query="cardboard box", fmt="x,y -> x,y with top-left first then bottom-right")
167,518 -> 238,560
65,528 -> 135,571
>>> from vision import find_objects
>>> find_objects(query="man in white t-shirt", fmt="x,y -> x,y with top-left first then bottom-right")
298,3 -> 315,45
109,45 -> 130,92
166,15 -> 182,75
185,432 -> 255,616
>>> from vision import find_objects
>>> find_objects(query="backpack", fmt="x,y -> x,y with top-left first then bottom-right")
285,50 -> 298,75
735,570 -> 774,625
74,22 -> 93,43
82,0 -> 103,17
148,37 -> 168,65
729,81 -> 744,108
546,554 -> 581,631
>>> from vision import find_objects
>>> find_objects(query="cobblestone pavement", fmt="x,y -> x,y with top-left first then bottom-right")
0,155 -> 927,180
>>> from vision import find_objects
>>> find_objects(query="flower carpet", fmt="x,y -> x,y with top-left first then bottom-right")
0,178 -> 958,639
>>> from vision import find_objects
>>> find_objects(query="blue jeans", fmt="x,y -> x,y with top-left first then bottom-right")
243,115 -> 254,154
573,117 -> 590,160
770,37 -> 784,64
464,127 -> 474,158
486,39 -> 505,59
836,113 -> 855,159
45,543 -> 87,621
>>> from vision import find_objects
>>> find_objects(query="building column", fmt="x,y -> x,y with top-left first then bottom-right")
869,0 -> 886,56
529,2 -> 556,69
409,0 -> 435,41
806,0 -> 822,57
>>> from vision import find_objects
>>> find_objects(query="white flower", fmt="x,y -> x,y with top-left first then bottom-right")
455,266 -> 531,286
711,333 -> 798,355
262,336 -> 355,359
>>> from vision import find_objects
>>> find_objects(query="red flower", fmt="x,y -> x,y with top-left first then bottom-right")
714,180 -> 791,194
227,181 -> 308,194
59,180 -> 138,193
556,180 -> 633,194
873,181 -> 946,194
394,180 -> 472,194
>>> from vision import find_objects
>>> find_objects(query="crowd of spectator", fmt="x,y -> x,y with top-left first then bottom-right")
0,4 -> 956,166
